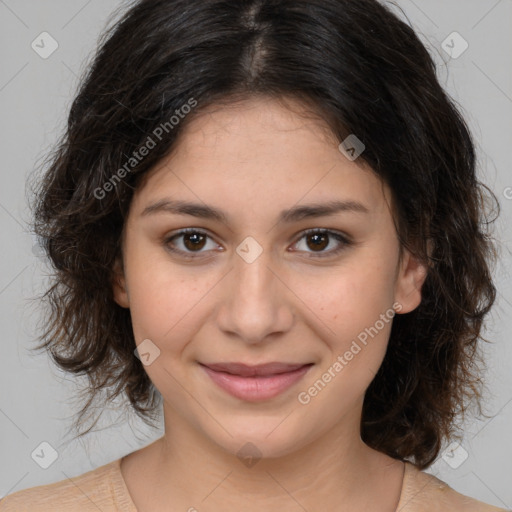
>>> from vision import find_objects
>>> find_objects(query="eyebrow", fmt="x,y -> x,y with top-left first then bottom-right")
140,198 -> 369,223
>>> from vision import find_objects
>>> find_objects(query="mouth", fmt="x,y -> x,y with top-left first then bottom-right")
199,361 -> 314,401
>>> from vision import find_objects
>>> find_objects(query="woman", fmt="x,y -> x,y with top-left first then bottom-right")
1,0 -> 508,510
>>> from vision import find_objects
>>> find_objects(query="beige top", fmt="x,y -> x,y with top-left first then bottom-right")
0,458 -> 508,511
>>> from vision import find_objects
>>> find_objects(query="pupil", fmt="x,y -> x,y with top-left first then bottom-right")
185,233 -> 205,251
309,233 -> 328,251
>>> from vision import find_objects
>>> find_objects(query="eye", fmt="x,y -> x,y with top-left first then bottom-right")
163,227 -> 352,260
163,228 -> 220,257
290,229 -> 352,258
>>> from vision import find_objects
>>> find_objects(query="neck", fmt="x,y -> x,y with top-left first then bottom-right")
132,401 -> 404,512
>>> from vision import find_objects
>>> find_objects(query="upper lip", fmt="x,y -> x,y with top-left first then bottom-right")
200,362 -> 312,377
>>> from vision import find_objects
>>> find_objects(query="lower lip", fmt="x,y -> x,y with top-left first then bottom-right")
200,364 -> 313,402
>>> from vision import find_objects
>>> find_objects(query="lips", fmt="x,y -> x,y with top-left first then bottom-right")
200,362 -> 311,377
199,361 -> 314,401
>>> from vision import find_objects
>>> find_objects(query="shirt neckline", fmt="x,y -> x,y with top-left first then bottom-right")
110,457 -> 139,511
110,456 -> 412,511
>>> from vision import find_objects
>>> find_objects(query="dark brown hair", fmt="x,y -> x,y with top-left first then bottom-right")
31,0 -> 499,469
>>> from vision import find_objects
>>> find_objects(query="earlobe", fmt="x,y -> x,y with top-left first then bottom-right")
394,249 -> 429,314
112,257 -> 130,308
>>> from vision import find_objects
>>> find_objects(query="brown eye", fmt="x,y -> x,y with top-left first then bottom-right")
182,232 -> 207,251
164,229 -> 218,257
292,229 -> 352,258
305,232 -> 329,252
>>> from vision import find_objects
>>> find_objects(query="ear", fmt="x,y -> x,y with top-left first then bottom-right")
112,256 -> 130,308
394,248 -> 429,314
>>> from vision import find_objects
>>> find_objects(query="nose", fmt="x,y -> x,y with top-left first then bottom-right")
215,245 -> 294,344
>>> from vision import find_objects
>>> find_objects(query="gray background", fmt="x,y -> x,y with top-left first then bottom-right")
0,0 -> 511,508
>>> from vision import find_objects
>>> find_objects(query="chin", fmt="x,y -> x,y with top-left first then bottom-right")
206,416 -> 315,462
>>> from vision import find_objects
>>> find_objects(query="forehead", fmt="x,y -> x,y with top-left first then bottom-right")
132,96 -> 393,220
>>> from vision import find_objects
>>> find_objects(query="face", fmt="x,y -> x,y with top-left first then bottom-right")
113,96 -> 427,459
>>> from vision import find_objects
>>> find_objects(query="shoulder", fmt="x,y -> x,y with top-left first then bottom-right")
0,458 -> 133,512
398,462 -> 510,512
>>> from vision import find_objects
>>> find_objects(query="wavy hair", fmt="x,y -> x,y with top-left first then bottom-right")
30,0 -> 499,469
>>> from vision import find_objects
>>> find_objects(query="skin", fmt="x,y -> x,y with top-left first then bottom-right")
113,95 -> 429,512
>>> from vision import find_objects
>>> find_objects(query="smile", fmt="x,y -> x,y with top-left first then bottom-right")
199,362 -> 314,401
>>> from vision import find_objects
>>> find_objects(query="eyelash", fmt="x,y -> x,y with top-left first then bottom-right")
163,227 -> 352,259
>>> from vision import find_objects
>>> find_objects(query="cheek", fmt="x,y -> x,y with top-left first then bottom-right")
293,268 -> 396,412
292,261 -> 397,343
123,253 -> 209,347
125,270 -> 237,377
